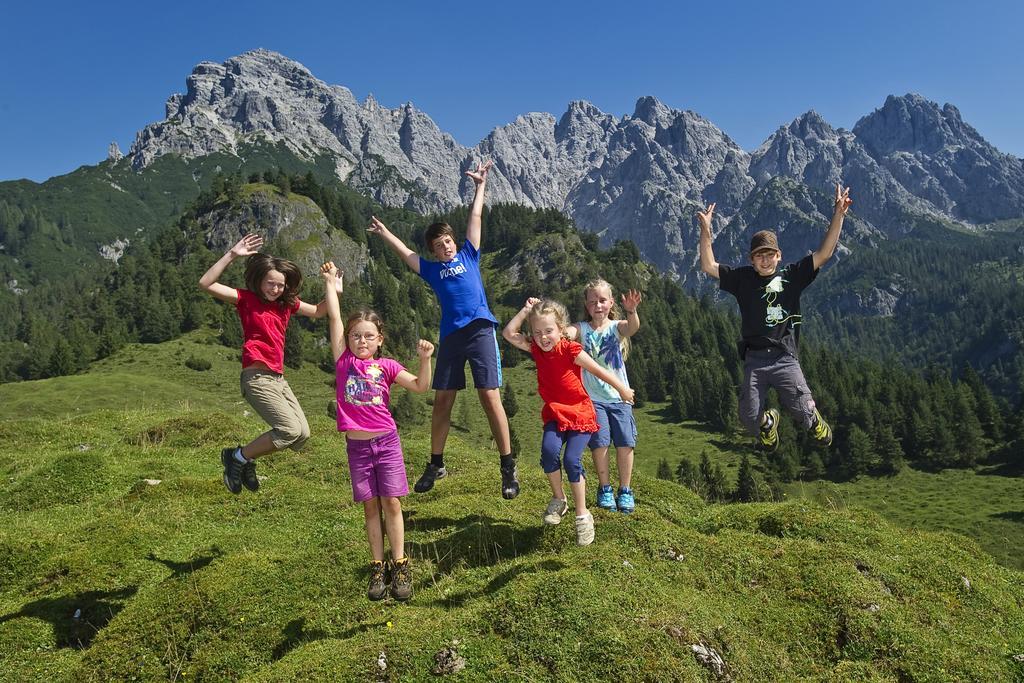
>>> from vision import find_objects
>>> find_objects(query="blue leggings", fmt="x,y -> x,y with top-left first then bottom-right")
540,422 -> 592,483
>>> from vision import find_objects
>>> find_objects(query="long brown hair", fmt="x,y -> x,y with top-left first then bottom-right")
244,253 -> 302,307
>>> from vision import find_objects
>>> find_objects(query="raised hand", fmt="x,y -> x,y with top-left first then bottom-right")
320,261 -> 344,294
230,233 -> 263,257
696,203 -> 716,234
416,339 -> 435,358
524,296 -> 541,310
621,289 -> 642,314
367,216 -> 388,235
834,183 -> 852,216
465,160 -> 493,186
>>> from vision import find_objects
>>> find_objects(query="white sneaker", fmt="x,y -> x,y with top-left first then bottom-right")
542,497 -> 569,525
575,511 -> 595,546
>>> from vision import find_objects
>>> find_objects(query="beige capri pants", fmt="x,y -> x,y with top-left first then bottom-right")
240,367 -> 311,451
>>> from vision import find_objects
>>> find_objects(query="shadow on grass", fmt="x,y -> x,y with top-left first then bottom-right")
406,513 -> 545,575
707,438 -> 752,456
0,586 -> 138,649
647,405 -> 679,424
146,547 -> 224,578
272,616 -> 330,661
991,511 -> 1024,524
976,461 -> 1024,477
426,559 -> 567,608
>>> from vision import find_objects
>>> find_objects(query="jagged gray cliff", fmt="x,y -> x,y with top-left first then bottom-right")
129,50 -> 1024,280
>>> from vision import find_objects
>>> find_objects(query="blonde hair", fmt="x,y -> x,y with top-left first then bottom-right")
528,299 -> 570,338
582,278 -> 631,360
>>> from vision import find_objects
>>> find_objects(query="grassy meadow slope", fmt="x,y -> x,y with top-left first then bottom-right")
1,332 -> 1023,682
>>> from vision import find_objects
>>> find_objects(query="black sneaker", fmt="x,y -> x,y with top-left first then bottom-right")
390,557 -> 412,601
220,447 -> 243,495
500,460 -> 520,500
241,458 -> 259,492
413,462 -> 447,493
367,560 -> 390,601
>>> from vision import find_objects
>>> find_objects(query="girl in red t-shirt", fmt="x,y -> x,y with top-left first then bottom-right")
199,233 -> 337,495
503,298 -> 634,546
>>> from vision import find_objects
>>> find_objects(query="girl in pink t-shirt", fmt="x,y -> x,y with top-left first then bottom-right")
199,234 -> 336,495
321,261 -> 434,602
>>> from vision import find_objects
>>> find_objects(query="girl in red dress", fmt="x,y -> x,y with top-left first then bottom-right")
503,298 -> 634,546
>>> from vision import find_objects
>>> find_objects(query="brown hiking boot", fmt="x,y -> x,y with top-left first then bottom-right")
390,557 -> 413,601
367,560 -> 389,601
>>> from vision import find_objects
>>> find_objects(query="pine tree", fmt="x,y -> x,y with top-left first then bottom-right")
502,383 -> 520,419
508,424 -> 522,459
675,457 -> 701,495
284,325 -> 306,370
709,463 -> 730,502
951,384 -> 986,467
735,454 -> 758,502
874,424 -> 905,475
844,425 -> 875,478
48,337 -> 76,377
699,451 -> 729,502
656,458 -> 673,480
671,375 -> 688,422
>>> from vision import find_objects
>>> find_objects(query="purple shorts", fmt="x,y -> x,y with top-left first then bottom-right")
346,430 -> 409,502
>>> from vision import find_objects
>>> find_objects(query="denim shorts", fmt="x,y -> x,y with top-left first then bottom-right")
346,430 -> 409,502
433,318 -> 503,390
588,401 -> 638,449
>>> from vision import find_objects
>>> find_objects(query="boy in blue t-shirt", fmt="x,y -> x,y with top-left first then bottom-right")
698,183 -> 852,452
368,161 -> 518,499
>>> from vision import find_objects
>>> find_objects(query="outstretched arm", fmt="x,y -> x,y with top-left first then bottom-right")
394,339 -> 436,393
199,234 -> 263,303
368,216 -> 420,274
616,289 -> 642,337
320,262 -> 345,361
297,267 -> 343,319
697,203 -> 720,280
575,350 -> 635,404
812,183 -> 852,270
502,297 -> 539,353
465,160 -> 492,250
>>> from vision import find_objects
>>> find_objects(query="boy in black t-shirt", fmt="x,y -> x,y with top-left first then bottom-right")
697,183 -> 852,451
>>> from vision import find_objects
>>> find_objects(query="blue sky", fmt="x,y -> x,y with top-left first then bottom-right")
2,0 -> 1021,182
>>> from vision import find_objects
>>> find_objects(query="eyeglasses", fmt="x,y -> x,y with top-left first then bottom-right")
348,332 -> 379,341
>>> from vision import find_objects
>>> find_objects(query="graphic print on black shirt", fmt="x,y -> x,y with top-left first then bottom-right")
718,254 -> 818,358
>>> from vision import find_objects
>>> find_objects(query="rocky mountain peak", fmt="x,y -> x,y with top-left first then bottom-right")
631,96 -> 672,126
852,93 -> 1024,222
789,110 -> 835,140
852,93 -> 980,156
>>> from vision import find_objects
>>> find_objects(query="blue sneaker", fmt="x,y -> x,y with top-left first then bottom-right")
616,487 -> 635,514
596,484 -> 616,510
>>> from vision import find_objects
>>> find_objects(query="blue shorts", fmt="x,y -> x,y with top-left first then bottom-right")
588,401 -> 637,449
433,319 -> 503,391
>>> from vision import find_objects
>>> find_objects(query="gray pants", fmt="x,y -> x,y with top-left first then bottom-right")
240,368 -> 310,451
739,348 -> 817,435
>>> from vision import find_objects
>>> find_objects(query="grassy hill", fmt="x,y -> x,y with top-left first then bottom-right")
1,332 -> 1023,681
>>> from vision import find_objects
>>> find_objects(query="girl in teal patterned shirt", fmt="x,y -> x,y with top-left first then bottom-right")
567,279 -> 642,513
